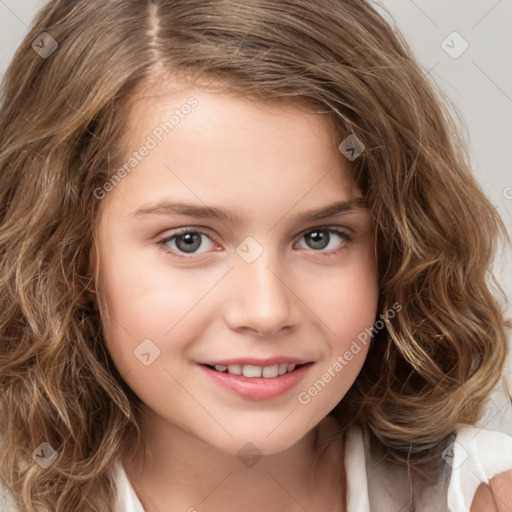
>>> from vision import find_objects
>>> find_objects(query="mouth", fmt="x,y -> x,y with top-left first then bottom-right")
201,362 -> 311,379
198,361 -> 314,400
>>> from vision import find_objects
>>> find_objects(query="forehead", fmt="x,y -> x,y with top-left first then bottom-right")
101,81 -> 361,222
123,78 -> 341,146
121,75 -> 343,155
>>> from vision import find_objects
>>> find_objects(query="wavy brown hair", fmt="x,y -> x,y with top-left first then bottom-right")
0,0 -> 510,510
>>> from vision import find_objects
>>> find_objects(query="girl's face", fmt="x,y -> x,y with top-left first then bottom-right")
92,84 -> 379,457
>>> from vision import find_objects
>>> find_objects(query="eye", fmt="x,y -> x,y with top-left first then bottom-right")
157,228 -> 216,255
157,226 -> 353,258
296,227 -> 352,254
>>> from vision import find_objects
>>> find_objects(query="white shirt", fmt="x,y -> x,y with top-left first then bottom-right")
110,424 -> 512,512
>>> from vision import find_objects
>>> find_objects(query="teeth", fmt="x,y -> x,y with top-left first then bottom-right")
211,362 -> 303,378
262,364 -> 279,378
227,364 -> 242,375
242,365 -> 262,378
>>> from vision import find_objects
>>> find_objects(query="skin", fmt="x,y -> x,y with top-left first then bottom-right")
90,82 -> 379,511
471,470 -> 512,512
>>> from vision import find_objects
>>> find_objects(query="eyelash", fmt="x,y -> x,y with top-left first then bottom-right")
156,226 -> 353,258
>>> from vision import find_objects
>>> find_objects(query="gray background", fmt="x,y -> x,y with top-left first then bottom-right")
0,0 -> 511,434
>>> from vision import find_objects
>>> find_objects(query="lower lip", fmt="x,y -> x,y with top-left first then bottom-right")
198,363 -> 313,401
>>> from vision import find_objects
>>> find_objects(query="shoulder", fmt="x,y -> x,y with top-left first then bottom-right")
470,470 -> 512,512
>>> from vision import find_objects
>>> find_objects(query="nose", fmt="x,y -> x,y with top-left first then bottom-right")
223,250 -> 298,338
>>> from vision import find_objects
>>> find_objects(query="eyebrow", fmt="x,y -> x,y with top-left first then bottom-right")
132,197 -> 368,223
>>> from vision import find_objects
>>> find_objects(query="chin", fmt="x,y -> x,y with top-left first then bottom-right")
205,427 -> 310,460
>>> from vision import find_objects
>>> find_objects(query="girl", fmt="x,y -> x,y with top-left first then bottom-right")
1,1 -> 511,511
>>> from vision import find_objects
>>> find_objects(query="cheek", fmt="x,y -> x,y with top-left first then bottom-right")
311,248 -> 379,344
97,238 -> 202,329
301,247 -> 378,403
96,245 -> 225,371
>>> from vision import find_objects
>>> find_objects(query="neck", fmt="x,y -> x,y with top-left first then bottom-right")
122,411 -> 346,512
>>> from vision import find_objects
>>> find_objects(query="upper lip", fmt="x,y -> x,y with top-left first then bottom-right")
199,357 -> 314,367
